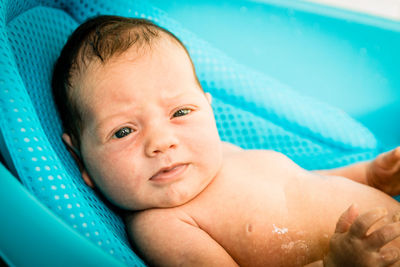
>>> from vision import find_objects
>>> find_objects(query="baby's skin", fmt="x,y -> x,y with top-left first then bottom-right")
62,33 -> 400,266
128,146 -> 400,266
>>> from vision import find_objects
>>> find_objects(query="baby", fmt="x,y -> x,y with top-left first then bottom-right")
52,15 -> 400,266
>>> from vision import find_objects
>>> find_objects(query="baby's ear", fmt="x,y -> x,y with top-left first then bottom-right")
62,133 -> 95,188
205,92 -> 212,105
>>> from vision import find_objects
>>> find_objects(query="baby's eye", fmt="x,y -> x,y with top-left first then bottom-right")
113,127 -> 134,139
173,108 -> 191,118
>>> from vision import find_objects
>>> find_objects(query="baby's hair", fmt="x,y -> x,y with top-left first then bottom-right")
52,15 -> 198,149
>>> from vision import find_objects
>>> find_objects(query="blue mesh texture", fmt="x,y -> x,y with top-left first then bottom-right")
0,0 -> 380,265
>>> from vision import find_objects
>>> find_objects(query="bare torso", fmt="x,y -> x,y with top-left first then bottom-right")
128,143 -> 400,266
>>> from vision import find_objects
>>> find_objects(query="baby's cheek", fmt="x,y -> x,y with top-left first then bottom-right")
91,158 -> 137,197
100,173 -> 143,210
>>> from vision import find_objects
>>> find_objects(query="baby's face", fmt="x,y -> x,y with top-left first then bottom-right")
74,38 -> 223,210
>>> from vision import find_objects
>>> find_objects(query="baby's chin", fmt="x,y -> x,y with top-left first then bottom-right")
147,189 -> 201,210
125,181 -> 213,211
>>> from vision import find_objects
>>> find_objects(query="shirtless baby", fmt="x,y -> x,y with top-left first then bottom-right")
52,15 -> 400,266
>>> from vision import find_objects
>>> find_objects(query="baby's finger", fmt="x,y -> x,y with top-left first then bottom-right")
380,247 -> 400,266
378,148 -> 400,169
335,204 -> 359,234
366,222 -> 400,250
349,207 -> 388,238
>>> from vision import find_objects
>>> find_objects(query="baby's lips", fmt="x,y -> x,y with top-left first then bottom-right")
150,163 -> 188,181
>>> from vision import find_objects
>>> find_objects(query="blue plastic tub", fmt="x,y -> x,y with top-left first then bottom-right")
0,0 -> 399,266
150,0 -> 400,149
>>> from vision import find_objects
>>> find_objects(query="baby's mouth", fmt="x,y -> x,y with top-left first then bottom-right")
150,163 -> 189,182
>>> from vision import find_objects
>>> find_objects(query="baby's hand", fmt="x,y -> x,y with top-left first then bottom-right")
367,147 -> 400,196
324,204 -> 400,267
366,147 -> 400,196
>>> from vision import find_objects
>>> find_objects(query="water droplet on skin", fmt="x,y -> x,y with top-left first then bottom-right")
272,224 -> 288,235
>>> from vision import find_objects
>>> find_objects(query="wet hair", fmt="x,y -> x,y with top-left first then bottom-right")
52,15 -> 198,148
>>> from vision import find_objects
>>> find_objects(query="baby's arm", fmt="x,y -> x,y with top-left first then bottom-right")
315,147 -> 400,196
126,209 -> 238,267
314,161 -> 369,184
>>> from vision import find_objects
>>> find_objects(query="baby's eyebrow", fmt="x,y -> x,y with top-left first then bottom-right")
159,90 -> 191,102
92,113 -> 125,135
92,101 -> 139,130
91,91 -> 196,133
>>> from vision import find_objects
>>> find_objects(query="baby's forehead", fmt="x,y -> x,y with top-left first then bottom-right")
74,35 -> 176,86
79,37 -> 185,87
72,36 -> 195,118
78,33 -> 184,77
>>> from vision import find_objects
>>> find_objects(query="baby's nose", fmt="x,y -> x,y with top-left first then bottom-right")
144,126 -> 178,157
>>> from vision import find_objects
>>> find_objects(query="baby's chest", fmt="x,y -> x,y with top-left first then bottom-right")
184,163 -> 326,265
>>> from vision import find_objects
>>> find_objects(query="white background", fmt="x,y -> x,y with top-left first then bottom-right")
307,0 -> 400,20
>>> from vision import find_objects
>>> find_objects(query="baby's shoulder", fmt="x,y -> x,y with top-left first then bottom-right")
125,207 -> 199,239
220,147 -> 306,184
127,207 -> 194,227
225,146 -> 298,168
222,142 -> 290,160
244,149 -> 290,160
